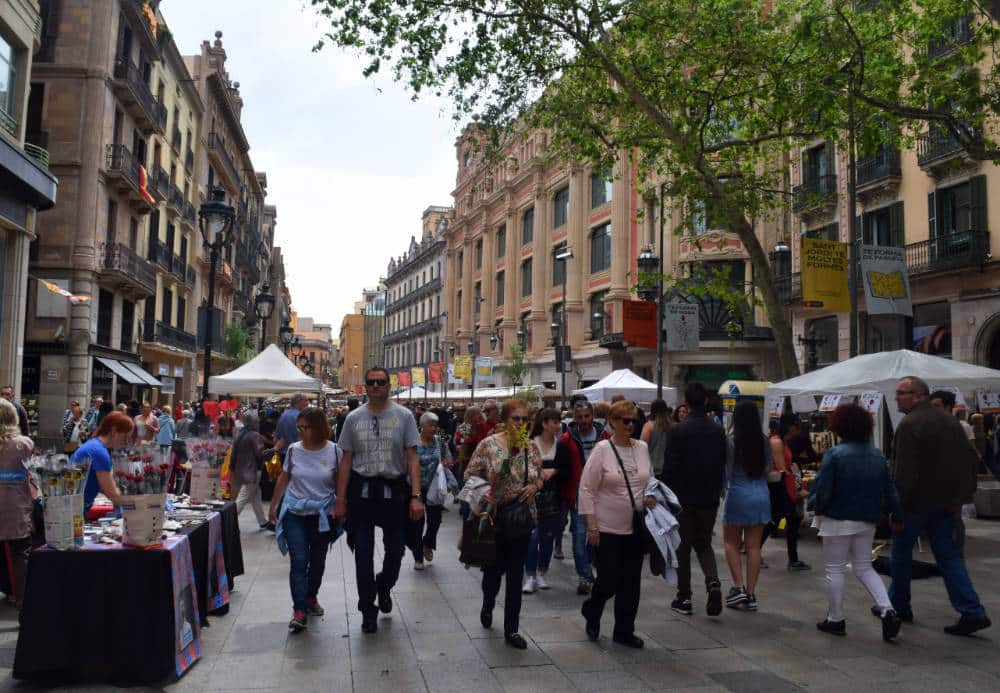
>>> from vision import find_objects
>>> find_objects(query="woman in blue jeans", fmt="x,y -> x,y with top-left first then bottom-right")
523,408 -> 571,593
269,407 -> 342,633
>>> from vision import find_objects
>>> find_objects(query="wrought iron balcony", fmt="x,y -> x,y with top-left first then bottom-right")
207,132 -> 240,188
166,184 -> 184,214
928,15 -> 972,60
0,106 -> 17,138
856,148 -> 901,190
111,57 -> 166,134
385,277 -> 443,314
100,242 -> 156,298
182,201 -> 197,229
916,127 -> 970,169
905,229 -> 989,275
150,165 -> 170,202
143,319 -> 197,353
105,144 -> 153,211
382,316 -> 442,346
792,174 -> 837,215
172,254 -> 187,282
185,265 -> 197,285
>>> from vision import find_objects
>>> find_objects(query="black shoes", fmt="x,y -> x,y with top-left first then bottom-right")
612,633 -> 644,649
816,619 -> 846,636
581,604 -> 600,641
944,615 -> 992,636
787,560 -> 811,572
706,581 -> 723,616
670,597 -> 693,616
882,609 -> 902,642
361,612 -> 378,634
260,522 -> 276,531
871,605 -> 912,623
745,593 -> 758,611
504,633 -> 528,649
726,586 -> 749,609
377,587 -> 393,614
576,578 -> 593,595
480,605 -> 493,629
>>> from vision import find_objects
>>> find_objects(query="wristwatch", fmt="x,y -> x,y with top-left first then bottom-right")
411,493 -> 421,499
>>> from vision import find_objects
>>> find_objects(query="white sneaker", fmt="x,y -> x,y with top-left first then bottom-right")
522,576 -> 537,593
536,573 -> 550,590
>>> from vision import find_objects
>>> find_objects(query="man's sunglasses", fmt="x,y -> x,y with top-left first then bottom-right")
366,378 -> 388,386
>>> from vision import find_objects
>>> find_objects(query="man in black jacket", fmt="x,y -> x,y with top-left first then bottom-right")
662,382 -> 727,617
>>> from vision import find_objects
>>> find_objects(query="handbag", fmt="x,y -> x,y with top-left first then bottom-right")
609,441 -> 654,554
459,510 -> 497,566
494,449 -> 536,540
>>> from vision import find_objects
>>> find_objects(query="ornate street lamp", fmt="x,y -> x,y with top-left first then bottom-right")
198,186 -> 235,400
254,282 -> 275,351
279,317 -> 294,355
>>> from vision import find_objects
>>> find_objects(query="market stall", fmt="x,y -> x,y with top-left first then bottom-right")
434,384 -> 554,403
207,344 -> 321,397
572,368 -> 677,406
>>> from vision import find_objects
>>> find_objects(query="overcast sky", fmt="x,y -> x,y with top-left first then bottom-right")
164,1 -> 458,334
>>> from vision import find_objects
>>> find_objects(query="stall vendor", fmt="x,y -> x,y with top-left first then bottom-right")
71,412 -> 133,515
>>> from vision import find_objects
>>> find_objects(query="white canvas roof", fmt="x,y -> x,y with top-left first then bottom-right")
766,349 -> 1000,427
207,344 -> 321,397
573,369 -> 678,405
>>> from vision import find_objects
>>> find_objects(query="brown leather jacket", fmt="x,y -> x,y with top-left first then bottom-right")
892,401 -> 977,513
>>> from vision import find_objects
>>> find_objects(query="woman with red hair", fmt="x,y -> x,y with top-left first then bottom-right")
71,411 -> 134,514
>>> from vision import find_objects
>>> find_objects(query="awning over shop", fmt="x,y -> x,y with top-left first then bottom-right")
95,357 -> 161,387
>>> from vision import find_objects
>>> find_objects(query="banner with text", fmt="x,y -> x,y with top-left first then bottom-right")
801,238 -> 850,313
475,356 -> 494,377
411,367 -> 426,385
397,370 -> 411,387
622,300 -> 657,349
665,302 -> 700,352
453,355 -> 472,381
389,373 -> 399,390
861,244 -> 912,317
428,362 -> 444,384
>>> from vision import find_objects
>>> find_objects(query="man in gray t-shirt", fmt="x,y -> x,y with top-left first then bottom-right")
335,368 -> 422,634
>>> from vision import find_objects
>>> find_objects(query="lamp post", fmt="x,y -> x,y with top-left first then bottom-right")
352,363 -> 359,392
254,282 -> 275,352
637,245 -> 663,399
555,246 -> 573,412
198,186 -> 236,400
468,330 -> 478,405
511,329 -> 526,397
279,317 -> 293,355
447,342 -> 456,404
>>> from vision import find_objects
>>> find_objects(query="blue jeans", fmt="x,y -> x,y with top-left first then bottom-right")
283,512 -> 334,612
889,510 -> 987,620
570,508 -> 593,582
525,514 -> 564,576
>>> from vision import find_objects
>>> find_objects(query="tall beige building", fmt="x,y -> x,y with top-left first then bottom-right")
0,0 -> 58,409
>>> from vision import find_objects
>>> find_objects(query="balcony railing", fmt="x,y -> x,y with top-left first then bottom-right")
185,265 -> 197,285
382,316 -> 442,346
207,132 -> 240,186
916,127 -> 967,168
185,148 -> 194,171
105,143 -> 142,193
143,319 -> 197,353
101,242 -> 156,297
171,126 -> 182,151
183,202 -> 197,228
906,229 -> 989,275
167,185 -> 185,213
856,148 -> 901,188
150,165 -> 170,201
385,277 -> 442,314
233,289 -> 251,315
0,108 -> 16,138
792,174 -> 837,214
172,254 -> 187,282
929,15 -> 972,60
112,58 -> 167,133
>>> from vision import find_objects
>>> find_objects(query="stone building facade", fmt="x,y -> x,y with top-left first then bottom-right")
0,0 -> 58,410
383,206 -> 451,385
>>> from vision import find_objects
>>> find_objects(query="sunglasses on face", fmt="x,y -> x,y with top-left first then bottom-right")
509,416 -> 529,423
616,418 -> 637,426
366,379 -> 388,387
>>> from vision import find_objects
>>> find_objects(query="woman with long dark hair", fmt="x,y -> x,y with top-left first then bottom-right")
640,399 -> 672,479
523,408 -> 570,593
722,400 -> 771,611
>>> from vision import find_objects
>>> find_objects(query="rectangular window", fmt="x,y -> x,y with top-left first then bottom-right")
457,251 -> 463,278
129,218 -> 139,250
120,299 -> 134,352
0,37 -> 16,121
521,259 -> 533,297
590,169 -> 612,208
475,238 -> 483,269
97,290 -> 113,347
496,224 -> 506,258
456,291 -> 462,319
522,208 -> 534,244
177,297 -> 186,331
496,271 -> 505,306
590,223 -> 612,272
862,202 -> 903,247
803,222 -> 839,241
474,282 -> 481,314
554,186 -> 569,228
161,289 -> 172,324
552,242 -> 568,287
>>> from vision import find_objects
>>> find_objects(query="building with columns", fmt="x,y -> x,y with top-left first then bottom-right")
0,0 -> 58,409
383,206 -> 450,378
447,130 -> 643,390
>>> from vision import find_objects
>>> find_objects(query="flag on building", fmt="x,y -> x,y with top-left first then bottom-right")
38,278 -> 90,305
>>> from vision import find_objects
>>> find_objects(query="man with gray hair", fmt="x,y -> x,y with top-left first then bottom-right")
231,411 -> 273,529
276,393 -> 308,460
888,376 -> 990,636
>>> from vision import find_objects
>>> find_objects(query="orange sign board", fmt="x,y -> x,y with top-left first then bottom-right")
622,300 -> 657,349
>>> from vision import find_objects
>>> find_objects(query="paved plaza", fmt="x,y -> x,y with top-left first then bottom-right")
2,509 -> 998,692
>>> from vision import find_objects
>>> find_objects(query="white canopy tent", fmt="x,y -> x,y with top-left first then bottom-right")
420,384 -> 553,403
395,385 -> 431,400
572,369 -> 677,406
207,344 -> 321,397
767,349 -> 1000,430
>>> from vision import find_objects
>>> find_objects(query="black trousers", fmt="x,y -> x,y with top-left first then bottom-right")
582,532 -> 644,637
482,532 -> 531,635
346,474 -> 409,616
407,501 -> 443,561
762,512 -> 801,564
676,505 -> 720,598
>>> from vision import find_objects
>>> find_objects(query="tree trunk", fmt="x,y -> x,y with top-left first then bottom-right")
734,216 -> 801,380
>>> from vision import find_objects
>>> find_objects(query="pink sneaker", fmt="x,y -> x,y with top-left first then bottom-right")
289,610 -> 308,632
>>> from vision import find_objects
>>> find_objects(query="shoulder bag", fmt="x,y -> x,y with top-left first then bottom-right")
609,441 -> 654,554
495,448 -> 536,540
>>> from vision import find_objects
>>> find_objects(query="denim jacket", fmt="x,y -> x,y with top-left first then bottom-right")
807,442 -> 901,523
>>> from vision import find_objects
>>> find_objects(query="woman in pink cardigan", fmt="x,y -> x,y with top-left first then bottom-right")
579,400 -> 656,648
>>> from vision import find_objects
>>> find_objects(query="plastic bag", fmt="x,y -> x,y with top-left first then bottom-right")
426,464 -> 448,506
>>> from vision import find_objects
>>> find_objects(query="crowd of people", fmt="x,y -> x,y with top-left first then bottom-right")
0,372 -> 992,644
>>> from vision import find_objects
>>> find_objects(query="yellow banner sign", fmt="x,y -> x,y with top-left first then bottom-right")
389,373 -> 398,389
801,238 -> 850,313
453,355 -> 472,381
410,367 -> 426,385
